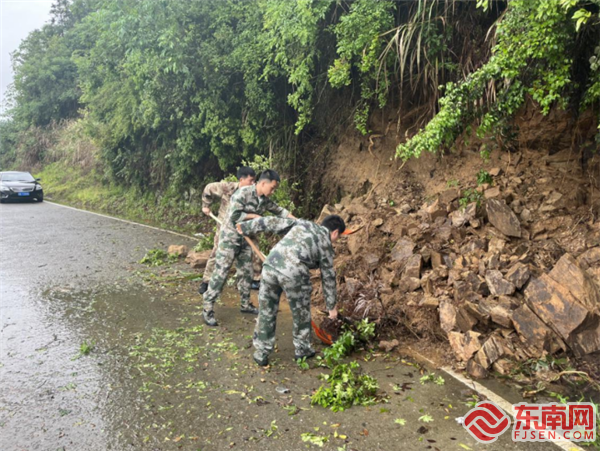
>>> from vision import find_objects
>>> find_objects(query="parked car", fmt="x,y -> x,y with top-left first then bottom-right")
0,171 -> 44,203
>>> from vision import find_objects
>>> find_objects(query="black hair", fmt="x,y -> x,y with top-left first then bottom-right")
258,169 -> 280,183
321,215 -> 346,235
237,166 -> 256,180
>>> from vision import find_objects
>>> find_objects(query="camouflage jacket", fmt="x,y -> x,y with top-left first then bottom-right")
240,217 -> 337,310
226,185 -> 290,230
201,181 -> 239,222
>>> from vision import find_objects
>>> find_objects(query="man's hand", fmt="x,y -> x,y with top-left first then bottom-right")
287,213 -> 296,219
236,223 -> 244,235
328,306 -> 338,320
202,207 -> 211,216
244,213 -> 261,220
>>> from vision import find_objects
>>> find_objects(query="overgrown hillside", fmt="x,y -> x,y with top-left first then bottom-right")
2,0 -> 598,223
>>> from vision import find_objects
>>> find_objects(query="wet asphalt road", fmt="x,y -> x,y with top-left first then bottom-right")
0,201 -> 572,451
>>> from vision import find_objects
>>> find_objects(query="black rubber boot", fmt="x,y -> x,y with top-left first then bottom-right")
240,303 -> 259,315
294,349 -> 316,361
251,280 -> 260,291
254,355 -> 269,367
202,309 -> 218,326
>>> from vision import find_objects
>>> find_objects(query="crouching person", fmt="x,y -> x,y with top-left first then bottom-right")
237,215 -> 345,366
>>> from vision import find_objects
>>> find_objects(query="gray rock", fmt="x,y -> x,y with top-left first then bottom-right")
486,199 -> 521,237
505,262 -> 530,289
485,270 -> 516,296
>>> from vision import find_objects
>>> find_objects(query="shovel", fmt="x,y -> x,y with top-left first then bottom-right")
341,224 -> 364,236
208,212 -> 332,342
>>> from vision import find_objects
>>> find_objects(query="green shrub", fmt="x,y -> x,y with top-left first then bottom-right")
476,169 -> 493,185
459,189 -> 484,209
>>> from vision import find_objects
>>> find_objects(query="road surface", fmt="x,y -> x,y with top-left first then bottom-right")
0,201 -> 571,450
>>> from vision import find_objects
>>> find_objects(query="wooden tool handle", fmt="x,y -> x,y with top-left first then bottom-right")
209,212 -> 266,262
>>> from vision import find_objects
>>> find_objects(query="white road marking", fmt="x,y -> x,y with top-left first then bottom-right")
45,200 -> 197,240
410,348 -> 585,451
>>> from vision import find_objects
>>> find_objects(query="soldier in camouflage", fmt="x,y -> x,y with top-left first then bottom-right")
202,169 -> 295,326
237,214 -> 345,366
198,167 -> 262,294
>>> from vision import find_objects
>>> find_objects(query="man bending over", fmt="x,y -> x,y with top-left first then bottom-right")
237,215 -> 344,366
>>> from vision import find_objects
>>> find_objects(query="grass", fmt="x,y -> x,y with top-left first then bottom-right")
35,161 -> 207,235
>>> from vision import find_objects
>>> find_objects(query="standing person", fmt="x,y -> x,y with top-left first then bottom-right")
198,167 -> 257,295
236,215 -> 345,366
202,169 -> 295,326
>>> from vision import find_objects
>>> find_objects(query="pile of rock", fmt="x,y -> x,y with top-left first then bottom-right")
319,163 -> 600,379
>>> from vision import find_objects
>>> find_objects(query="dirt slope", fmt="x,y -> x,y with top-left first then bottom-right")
312,101 -> 600,388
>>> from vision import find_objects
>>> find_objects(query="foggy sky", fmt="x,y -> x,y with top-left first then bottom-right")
1,0 -> 53,115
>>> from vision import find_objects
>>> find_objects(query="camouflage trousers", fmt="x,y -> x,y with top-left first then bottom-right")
203,224 -> 263,283
253,264 -> 314,361
203,227 -> 253,311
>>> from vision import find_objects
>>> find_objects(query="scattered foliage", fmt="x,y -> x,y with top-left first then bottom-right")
194,229 -> 216,253
311,361 -> 379,412
419,372 -> 445,386
139,249 -> 178,267
301,432 -> 329,447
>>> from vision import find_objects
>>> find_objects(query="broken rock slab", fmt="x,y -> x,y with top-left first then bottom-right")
404,254 -> 422,279
398,276 -> 421,293
422,198 -> 447,221
378,339 -> 400,353
524,274 -> 597,356
363,253 -> 380,271
578,247 -> 600,269
317,204 -> 338,223
485,270 -> 516,296
486,199 -> 521,238
347,233 -> 362,255
505,262 -> 531,289
439,188 -> 459,205
448,331 -> 481,362
484,187 -> 501,199
439,302 -> 458,334
168,245 -> 189,257
473,335 -> 504,369
570,316 -> 600,357
466,358 -> 488,379
549,253 -> 600,316
449,203 -> 477,228
511,304 -> 562,353
391,237 -> 415,264
456,307 -> 478,333
490,305 -> 513,329
185,250 -> 211,269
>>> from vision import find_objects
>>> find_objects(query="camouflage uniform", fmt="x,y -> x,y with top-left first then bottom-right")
239,217 -> 337,361
202,185 -> 290,312
201,181 -> 262,283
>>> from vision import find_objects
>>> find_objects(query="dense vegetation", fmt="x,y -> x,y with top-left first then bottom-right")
1,0 -> 598,217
